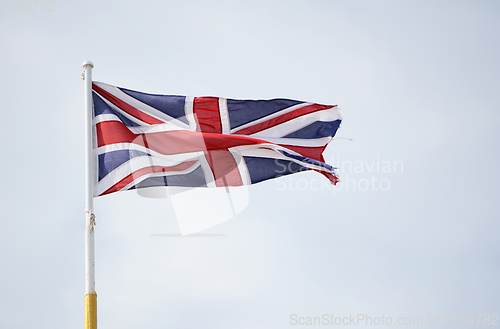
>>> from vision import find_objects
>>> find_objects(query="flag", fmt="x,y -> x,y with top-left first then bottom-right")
92,82 -> 341,197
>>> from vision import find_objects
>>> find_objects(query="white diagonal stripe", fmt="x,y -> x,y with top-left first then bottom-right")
230,102 -> 310,134
95,92 -> 147,126
240,136 -> 333,147
233,143 -> 334,174
94,81 -> 190,128
95,155 -> 202,196
248,108 -> 341,138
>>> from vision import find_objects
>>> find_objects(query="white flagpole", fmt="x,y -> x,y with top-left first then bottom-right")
82,60 -> 97,329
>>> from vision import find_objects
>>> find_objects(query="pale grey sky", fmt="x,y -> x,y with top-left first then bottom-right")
1,1 -> 499,328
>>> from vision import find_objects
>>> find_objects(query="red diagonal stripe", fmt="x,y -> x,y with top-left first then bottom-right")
101,161 -> 198,196
232,104 -> 336,135
93,83 -> 164,125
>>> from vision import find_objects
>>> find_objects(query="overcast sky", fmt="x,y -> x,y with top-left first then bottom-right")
1,1 -> 499,328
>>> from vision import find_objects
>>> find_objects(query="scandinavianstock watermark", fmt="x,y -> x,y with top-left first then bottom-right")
289,313 -> 499,326
275,156 -> 403,192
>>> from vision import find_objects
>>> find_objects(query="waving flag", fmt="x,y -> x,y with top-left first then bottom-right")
92,82 -> 341,197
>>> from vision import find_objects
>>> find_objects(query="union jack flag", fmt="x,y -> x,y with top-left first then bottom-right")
92,82 -> 342,197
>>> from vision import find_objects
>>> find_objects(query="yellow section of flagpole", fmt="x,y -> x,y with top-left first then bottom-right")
84,293 -> 97,329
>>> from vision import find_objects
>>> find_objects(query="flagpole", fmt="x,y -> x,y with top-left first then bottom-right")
83,60 -> 97,329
